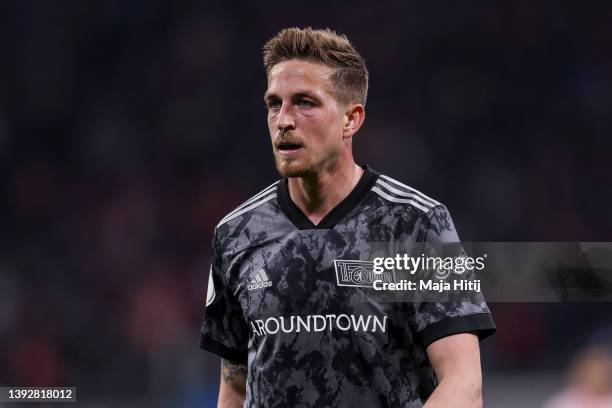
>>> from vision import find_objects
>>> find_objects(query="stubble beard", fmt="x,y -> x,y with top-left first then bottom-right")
273,144 -> 343,179
274,154 -> 314,178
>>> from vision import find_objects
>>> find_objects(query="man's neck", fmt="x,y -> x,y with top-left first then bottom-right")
287,161 -> 364,226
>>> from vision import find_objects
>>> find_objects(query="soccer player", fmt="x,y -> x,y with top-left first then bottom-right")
200,27 -> 495,407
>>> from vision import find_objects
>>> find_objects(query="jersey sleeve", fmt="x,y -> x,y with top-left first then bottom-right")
200,230 -> 249,364
410,204 -> 496,347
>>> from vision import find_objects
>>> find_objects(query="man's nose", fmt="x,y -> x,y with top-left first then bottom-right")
277,103 -> 295,131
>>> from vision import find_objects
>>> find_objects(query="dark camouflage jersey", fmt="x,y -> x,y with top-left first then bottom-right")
200,165 -> 495,407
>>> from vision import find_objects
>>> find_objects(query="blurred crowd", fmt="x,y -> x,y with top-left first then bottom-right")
544,346 -> 612,408
1,1 -> 611,405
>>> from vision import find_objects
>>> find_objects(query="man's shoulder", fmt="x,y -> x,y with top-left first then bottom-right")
370,171 -> 444,216
214,179 -> 281,232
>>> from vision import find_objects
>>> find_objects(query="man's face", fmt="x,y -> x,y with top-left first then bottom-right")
264,59 -> 347,177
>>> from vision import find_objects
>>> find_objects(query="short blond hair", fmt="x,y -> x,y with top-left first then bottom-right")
263,27 -> 369,106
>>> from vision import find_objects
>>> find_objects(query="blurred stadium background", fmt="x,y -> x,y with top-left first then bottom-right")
1,1 -> 611,406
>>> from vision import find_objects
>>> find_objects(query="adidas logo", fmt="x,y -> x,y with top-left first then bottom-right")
247,269 -> 272,291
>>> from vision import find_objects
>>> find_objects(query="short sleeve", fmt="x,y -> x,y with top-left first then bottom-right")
411,205 -> 496,347
200,230 -> 249,364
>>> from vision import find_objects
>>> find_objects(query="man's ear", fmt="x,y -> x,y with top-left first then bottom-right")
343,104 -> 366,139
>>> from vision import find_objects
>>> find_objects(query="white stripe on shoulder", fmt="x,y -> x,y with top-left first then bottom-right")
219,181 -> 279,223
217,193 -> 277,228
375,179 -> 438,209
371,186 -> 431,213
378,174 -> 441,206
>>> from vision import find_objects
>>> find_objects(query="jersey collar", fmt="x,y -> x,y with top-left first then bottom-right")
276,164 -> 379,230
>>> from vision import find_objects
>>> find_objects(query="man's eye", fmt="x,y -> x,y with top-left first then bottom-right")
267,101 -> 281,110
298,100 -> 314,107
